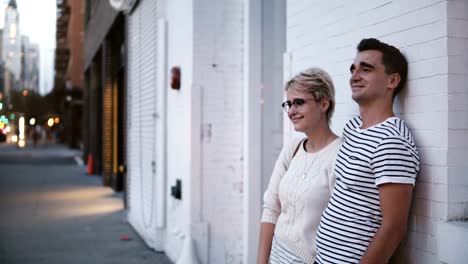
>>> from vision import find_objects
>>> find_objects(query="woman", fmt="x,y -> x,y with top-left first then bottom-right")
257,67 -> 342,264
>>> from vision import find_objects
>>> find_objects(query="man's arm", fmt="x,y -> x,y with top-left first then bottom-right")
257,222 -> 275,264
360,183 -> 414,264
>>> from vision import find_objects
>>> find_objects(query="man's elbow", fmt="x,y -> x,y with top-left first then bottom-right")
382,219 -> 408,240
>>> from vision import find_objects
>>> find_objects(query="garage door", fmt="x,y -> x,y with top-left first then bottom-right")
126,0 -> 164,250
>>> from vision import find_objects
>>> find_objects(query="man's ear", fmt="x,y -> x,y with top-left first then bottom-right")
388,73 -> 401,90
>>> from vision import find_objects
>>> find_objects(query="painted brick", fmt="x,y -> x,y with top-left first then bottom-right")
409,57 -> 449,80
431,201 -> 448,220
448,93 -> 468,112
414,182 -> 432,200
411,130 -> 447,148
448,0 -> 468,19
427,166 -> 449,185
405,74 -> 448,97
404,94 -> 448,113
381,20 -> 447,49
448,55 -> 468,75
404,112 -> 447,130
412,198 -> 432,217
448,19 -> 468,38
428,235 -> 438,254
448,74 -> 468,94
194,0 -> 245,263
357,2 -> 446,42
448,166 -> 468,185
448,111 -> 468,130
448,37 -> 468,56
447,202 -> 468,220
447,148 -> 468,167
403,37 -> 447,63
417,147 -> 448,167
413,182 -> 448,203
285,1 -> 466,262
433,183 -> 449,203
448,184 -> 468,203
408,248 -> 441,264
407,231 -> 430,251
415,215 -> 438,236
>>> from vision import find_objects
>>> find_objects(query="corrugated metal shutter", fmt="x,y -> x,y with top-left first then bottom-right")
126,0 -> 161,248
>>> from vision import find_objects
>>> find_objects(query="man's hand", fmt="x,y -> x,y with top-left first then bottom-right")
360,183 -> 414,264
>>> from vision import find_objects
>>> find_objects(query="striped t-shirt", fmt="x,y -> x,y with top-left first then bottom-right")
315,116 -> 420,263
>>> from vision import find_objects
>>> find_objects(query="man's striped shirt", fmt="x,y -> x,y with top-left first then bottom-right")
315,116 -> 420,263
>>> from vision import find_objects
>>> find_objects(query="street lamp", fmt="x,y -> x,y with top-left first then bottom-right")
18,116 -> 25,148
47,118 -> 54,127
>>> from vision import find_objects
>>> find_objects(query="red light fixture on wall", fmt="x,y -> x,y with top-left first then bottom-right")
170,66 -> 181,90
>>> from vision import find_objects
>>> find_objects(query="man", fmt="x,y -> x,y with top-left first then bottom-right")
314,38 -> 420,264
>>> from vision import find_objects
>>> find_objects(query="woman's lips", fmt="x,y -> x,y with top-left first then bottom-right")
291,117 -> 302,123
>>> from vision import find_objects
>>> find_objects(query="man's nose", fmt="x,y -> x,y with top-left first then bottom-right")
350,70 -> 361,82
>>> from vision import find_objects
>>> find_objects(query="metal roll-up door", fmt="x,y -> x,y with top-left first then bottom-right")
126,0 -> 162,249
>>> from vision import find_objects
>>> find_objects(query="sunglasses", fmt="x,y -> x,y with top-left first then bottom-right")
281,98 -> 317,112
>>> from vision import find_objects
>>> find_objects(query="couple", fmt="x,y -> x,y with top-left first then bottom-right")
258,38 -> 420,264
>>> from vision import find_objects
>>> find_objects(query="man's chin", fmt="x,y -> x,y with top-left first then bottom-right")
351,94 -> 362,103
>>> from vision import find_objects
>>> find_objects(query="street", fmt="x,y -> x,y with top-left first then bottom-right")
0,142 -> 172,264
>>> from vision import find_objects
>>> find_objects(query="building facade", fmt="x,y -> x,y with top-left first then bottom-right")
52,0 -> 89,149
63,0 -> 84,149
20,36 -> 40,93
2,0 -> 21,85
97,0 -> 468,263
83,0 -> 127,192
284,1 -> 468,263
121,0 -> 285,263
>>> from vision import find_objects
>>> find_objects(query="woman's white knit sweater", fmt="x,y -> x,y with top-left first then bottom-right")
261,137 -> 342,263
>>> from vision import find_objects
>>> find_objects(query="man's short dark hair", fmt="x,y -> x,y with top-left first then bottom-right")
357,38 -> 408,98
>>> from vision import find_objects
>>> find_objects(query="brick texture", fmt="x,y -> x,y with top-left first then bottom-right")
193,0 -> 244,263
286,0 -> 466,263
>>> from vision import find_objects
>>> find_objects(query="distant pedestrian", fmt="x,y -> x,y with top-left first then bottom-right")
314,38 -> 420,264
32,125 -> 41,147
257,68 -> 342,264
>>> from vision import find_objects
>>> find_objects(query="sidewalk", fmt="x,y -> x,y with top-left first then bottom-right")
0,142 -> 173,264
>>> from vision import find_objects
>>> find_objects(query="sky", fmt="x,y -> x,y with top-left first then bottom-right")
0,0 -> 56,95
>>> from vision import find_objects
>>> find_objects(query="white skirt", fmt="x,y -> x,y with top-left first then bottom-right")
269,236 -> 308,264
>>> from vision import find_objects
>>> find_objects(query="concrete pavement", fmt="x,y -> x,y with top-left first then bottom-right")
0,142 -> 173,264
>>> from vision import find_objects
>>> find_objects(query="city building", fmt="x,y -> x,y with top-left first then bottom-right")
20,36 -> 39,93
2,0 -> 21,97
116,1 -> 285,263
79,0 -> 468,263
0,29 -> 4,98
83,1 -> 127,192
53,0 -> 85,149
2,0 -> 21,87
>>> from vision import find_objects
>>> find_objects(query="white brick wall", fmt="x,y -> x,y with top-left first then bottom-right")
193,0 -> 244,263
164,0 -> 194,260
286,0 -> 467,263
126,0 -> 467,263
446,0 -> 468,222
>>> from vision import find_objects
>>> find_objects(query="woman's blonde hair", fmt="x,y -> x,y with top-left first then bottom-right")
285,67 -> 336,122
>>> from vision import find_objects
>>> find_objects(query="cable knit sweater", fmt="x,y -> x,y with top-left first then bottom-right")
261,137 -> 342,263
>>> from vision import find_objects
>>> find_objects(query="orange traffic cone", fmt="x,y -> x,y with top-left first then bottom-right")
87,153 -> 94,175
